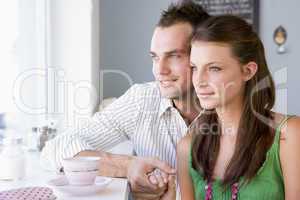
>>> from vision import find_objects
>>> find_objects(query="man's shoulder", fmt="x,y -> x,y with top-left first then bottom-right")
129,82 -> 161,98
127,82 -> 166,112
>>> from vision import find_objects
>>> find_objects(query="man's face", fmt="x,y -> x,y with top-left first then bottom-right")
150,23 -> 194,100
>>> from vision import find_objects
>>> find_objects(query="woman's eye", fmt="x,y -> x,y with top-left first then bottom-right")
209,66 -> 221,72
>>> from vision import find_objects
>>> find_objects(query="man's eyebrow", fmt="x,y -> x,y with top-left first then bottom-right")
165,49 -> 188,55
149,51 -> 156,56
149,49 -> 188,57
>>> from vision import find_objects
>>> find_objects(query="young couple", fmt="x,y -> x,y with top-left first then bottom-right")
42,2 -> 300,199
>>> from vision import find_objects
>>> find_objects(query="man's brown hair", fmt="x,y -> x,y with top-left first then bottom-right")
157,1 -> 210,30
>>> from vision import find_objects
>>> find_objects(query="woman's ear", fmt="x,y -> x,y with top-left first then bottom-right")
242,61 -> 258,81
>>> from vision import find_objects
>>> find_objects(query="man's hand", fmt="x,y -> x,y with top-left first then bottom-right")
127,157 -> 176,200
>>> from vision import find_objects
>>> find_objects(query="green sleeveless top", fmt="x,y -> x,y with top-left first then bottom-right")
189,117 -> 292,200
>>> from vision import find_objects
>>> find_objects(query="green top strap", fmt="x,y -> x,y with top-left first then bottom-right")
275,115 -> 295,143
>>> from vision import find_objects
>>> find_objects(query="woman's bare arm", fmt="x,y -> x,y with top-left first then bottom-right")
280,116 -> 300,200
177,135 -> 195,200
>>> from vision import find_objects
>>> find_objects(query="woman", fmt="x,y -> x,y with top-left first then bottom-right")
177,15 -> 300,200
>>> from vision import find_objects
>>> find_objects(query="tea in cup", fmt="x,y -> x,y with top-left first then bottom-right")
62,157 -> 100,185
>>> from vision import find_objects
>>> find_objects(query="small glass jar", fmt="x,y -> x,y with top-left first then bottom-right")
27,127 -> 38,151
0,135 -> 26,180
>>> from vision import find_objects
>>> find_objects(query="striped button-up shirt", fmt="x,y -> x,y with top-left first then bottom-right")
41,82 -> 192,171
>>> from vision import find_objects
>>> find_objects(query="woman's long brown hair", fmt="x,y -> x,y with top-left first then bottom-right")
191,15 -> 276,188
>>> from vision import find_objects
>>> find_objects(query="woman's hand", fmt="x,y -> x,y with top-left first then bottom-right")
160,175 -> 177,200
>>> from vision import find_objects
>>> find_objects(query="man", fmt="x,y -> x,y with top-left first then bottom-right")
41,2 -> 209,199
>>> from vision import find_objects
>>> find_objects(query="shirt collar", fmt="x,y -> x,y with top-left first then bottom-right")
158,97 -> 174,117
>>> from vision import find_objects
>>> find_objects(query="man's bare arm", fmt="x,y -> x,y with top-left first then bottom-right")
76,150 -> 134,178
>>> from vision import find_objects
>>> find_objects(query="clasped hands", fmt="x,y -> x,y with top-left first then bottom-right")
127,157 -> 177,200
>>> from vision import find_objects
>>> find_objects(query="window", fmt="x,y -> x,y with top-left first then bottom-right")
0,0 -> 48,135
0,0 -> 19,113
0,0 -> 99,139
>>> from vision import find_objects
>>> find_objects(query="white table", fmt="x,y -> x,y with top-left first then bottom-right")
0,151 -> 129,200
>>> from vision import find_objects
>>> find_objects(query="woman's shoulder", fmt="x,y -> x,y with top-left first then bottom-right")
178,134 -> 192,148
275,113 -> 300,196
273,113 -> 300,135
281,115 -> 300,141
271,112 -> 300,139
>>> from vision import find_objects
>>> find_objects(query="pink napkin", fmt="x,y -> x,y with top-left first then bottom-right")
0,187 -> 56,200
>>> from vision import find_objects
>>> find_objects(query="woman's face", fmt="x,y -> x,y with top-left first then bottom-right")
190,41 -> 250,110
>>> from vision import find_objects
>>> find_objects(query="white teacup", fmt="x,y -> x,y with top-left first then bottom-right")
62,157 -> 101,185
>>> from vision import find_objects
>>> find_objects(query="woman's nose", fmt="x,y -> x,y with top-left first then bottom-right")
194,70 -> 208,87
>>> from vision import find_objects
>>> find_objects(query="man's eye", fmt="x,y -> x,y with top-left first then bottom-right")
150,56 -> 159,61
169,54 -> 181,58
190,65 -> 197,71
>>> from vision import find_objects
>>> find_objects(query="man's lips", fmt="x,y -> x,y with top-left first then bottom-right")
158,79 -> 177,87
159,80 -> 174,87
158,78 -> 177,81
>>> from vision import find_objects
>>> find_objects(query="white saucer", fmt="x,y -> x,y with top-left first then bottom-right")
47,175 -> 112,196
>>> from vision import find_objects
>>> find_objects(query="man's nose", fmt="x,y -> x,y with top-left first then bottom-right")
156,59 -> 171,75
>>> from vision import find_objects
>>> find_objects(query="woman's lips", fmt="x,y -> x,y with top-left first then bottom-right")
196,92 -> 215,98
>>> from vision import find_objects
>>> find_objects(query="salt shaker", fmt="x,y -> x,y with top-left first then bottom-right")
0,136 -> 26,180
37,126 -> 48,151
37,126 -> 57,151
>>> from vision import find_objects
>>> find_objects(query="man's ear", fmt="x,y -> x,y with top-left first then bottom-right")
242,61 -> 258,81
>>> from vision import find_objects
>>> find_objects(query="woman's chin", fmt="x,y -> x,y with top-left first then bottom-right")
200,104 -> 217,110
